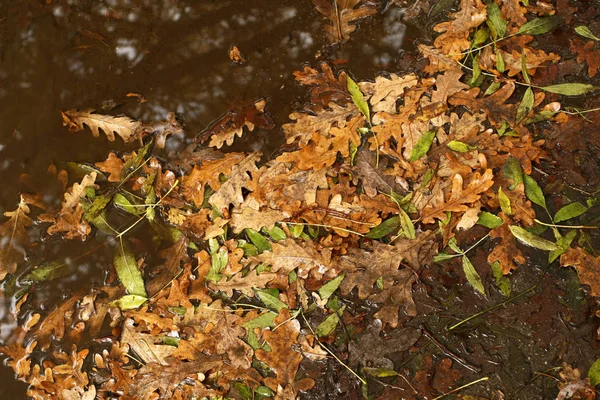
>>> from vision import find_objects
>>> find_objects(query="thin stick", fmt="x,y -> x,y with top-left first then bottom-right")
286,222 -> 366,237
421,328 -> 480,373
534,219 -> 597,230
432,377 -> 489,400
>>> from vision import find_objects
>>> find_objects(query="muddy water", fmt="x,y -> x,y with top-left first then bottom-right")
0,1 -> 419,397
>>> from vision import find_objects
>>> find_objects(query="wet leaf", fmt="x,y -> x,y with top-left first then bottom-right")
114,244 -> 147,297
554,202 -> 587,223
588,358 -> 600,386
549,229 -> 577,263
112,294 -> 148,310
509,225 -> 558,251
312,0 -> 377,44
486,2 -> 506,39
478,211 -> 503,229
0,197 -> 32,281
318,274 -> 345,299
366,216 -> 400,239
575,26 -> 600,41
561,247 -> 600,296
503,157 -> 523,190
541,83 -> 598,95
517,16 -> 561,35
498,187 -> 512,215
462,255 -> 485,295
523,174 -> 547,210
363,367 -> 400,378
61,109 -> 143,143
242,312 -> 277,329
246,228 -> 272,252
408,130 -> 436,161
347,75 -> 370,122
447,140 -> 476,152
491,261 -> 511,296
264,226 -> 287,241
315,306 -> 344,337
398,208 -> 416,239
516,87 -> 534,123
113,193 -> 144,215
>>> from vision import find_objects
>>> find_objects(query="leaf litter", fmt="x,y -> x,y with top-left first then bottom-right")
2,1 -> 600,399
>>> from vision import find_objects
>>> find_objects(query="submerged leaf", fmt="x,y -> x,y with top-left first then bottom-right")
114,244 -> 147,297
462,255 -> 485,295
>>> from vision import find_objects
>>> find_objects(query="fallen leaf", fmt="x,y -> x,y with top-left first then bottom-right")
61,109 -> 143,143
560,247 -> 600,296
359,73 -> 419,113
311,0 -> 377,44
229,45 -> 247,64
0,196 -> 32,281
570,38 -> 600,77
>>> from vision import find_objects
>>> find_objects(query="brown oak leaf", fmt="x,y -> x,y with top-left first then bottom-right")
0,196 -> 32,281
488,212 -> 526,274
560,247 -> 600,296
359,73 -> 419,113
570,38 -> 600,78
432,0 -> 487,59
95,152 -> 124,182
61,109 -> 143,143
369,269 -> 417,328
311,0 -> 377,44
209,152 -> 261,212
229,206 -> 289,233
293,63 -> 351,110
208,99 -> 272,149
283,102 -> 358,145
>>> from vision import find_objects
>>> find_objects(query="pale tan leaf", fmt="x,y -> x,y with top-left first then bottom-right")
61,109 -> 143,142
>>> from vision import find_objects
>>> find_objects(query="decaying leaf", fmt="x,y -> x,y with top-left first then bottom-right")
61,109 -> 143,143
311,0 -> 377,44
560,247 -> 600,296
0,196 -> 32,281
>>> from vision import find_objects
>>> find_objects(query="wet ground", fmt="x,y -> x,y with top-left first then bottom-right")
1,1 -> 599,399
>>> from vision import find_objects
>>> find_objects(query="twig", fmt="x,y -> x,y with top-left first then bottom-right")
432,376 -> 489,400
421,328 -> 480,373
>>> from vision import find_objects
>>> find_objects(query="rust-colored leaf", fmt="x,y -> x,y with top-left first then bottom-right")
312,0 -> 377,44
560,247 -> 600,296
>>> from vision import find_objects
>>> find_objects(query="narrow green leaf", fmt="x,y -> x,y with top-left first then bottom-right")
498,187 -> 512,215
517,16 -> 561,36
113,193 -> 143,215
433,253 -> 456,263
398,208 -> 416,239
161,336 -> 180,347
490,261 -> 511,296
502,157 -> 523,189
462,256 -> 485,295
516,87 -> 534,123
145,187 -> 156,222
447,140 -> 476,152
207,246 -> 228,281
496,50 -> 505,73
242,312 -> 277,329
347,75 -> 370,122
256,290 -> 287,312
541,83 -> 598,96
363,367 -> 400,378
472,27 -> 490,47
588,358 -> 600,386
486,3 -> 507,39
23,262 -> 69,283
549,229 -> 577,263
477,211 -> 503,229
121,139 -> 153,179
408,130 -> 436,161
288,224 -> 304,238
111,294 -> 148,310
523,174 -> 547,210
114,244 -> 147,297
264,226 -> 287,241
554,202 -> 588,223
484,81 -> 501,96
246,228 -> 272,252
238,240 -> 259,257
315,308 -> 343,337
84,193 -> 113,221
509,225 -> 558,251
575,25 -> 600,41
521,53 -> 531,84
318,274 -> 345,299
366,216 -> 400,239
470,55 -> 482,85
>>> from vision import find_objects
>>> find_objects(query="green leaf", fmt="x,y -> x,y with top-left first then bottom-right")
347,75 -> 370,123
502,157 -> 523,190
477,211 -> 503,229
447,140 -> 476,152
496,51 -> 505,73
242,312 -> 277,329
521,53 -> 531,85
433,252 -> 456,263
549,229 -> 577,263
541,83 -> 598,96
84,193 -> 113,221
554,202 -> 588,223
121,139 -> 153,180
486,2 -> 507,39
363,367 -> 400,378
23,262 -> 69,283
113,193 -> 144,215
472,27 -> 490,47
207,246 -> 228,281
462,255 -> 485,295
318,274 -> 345,299
238,240 -> 259,257
114,244 -> 147,297
145,187 -> 156,222
484,81 -> 501,96
289,224 -> 304,238
588,358 -> 600,386
246,228 -> 272,252
366,216 -> 400,239
490,261 -> 511,296
111,294 -> 147,310
398,208 -> 416,239
498,187 -> 512,215
470,55 -> 482,85
509,225 -> 558,251
523,174 -> 547,210
575,25 -> 600,41
516,87 -> 534,123
517,16 -> 561,36
264,226 -> 287,241
408,130 -> 436,161
315,307 -> 344,337
256,290 -> 288,312
161,336 -> 180,347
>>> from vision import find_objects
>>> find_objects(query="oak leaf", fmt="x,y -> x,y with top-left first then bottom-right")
95,152 -> 124,183
349,149 -> 399,197
229,206 -> 289,233
256,309 -> 315,394
209,153 -> 261,212
312,0 -> 377,44
208,99 -> 272,149
420,169 -> 494,224
359,73 -> 419,113
570,39 -> 600,78
293,63 -> 351,110
432,0 -> 487,59
0,196 -> 32,281
430,70 -> 469,104
499,47 -> 560,77
560,247 -> 600,296
283,102 -> 358,145
121,318 -> 175,365
487,212 -> 526,274
501,0 -> 527,28
419,44 -> 463,74
61,109 -> 143,143
181,152 -> 246,207
369,269 -> 417,328
209,269 -> 276,297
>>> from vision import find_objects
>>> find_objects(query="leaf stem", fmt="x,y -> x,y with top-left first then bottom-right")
432,377 -> 489,400
534,218 -> 598,230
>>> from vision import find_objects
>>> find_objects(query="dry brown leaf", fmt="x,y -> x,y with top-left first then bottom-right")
121,318 -> 175,365
499,48 -> 560,77
256,309 -> 315,394
311,0 -> 377,44
0,196 -> 32,281
181,152 -> 246,207
430,70 -> 469,104
419,44 -> 463,74
95,152 -> 124,183
560,247 -> 600,296
359,73 -> 419,113
61,109 -> 143,143
420,169 -> 494,224
209,153 -> 261,212
570,39 -> 600,78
